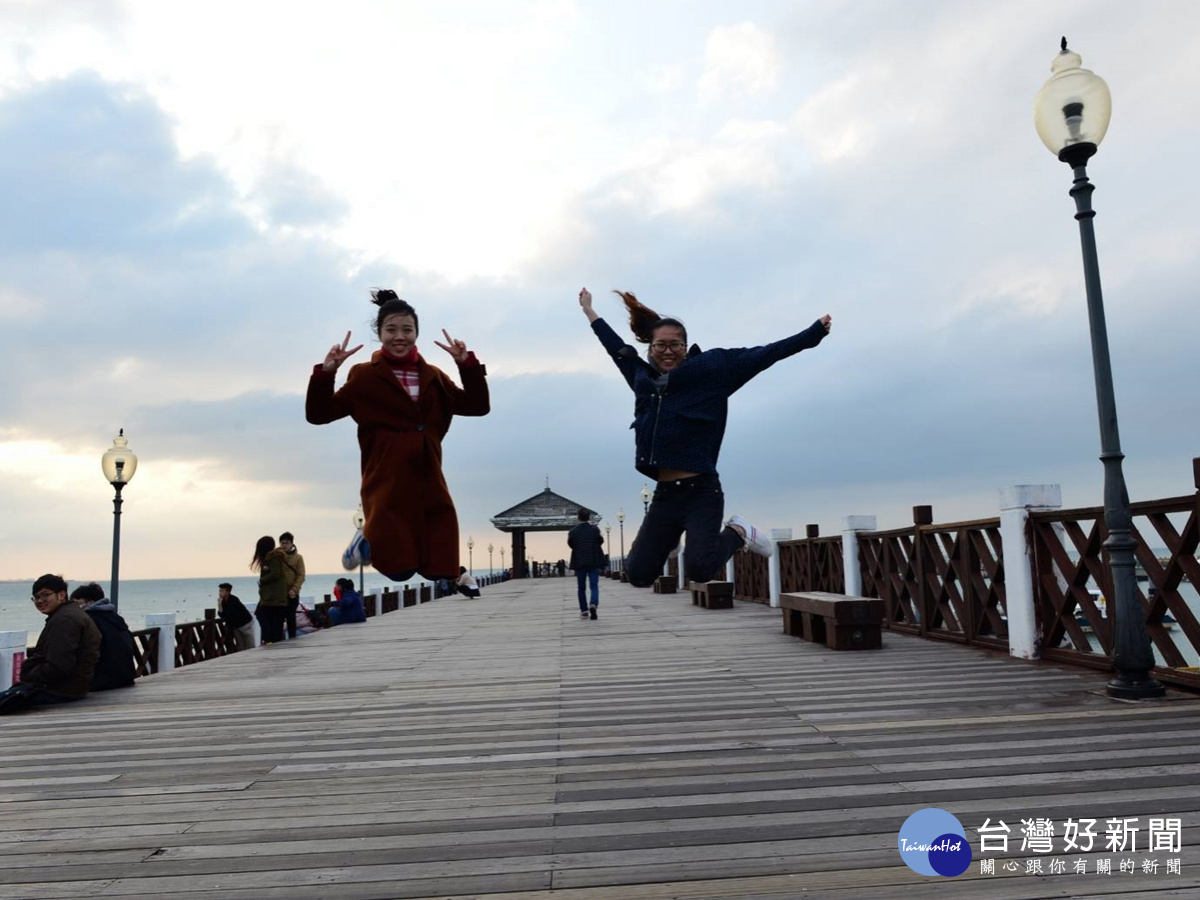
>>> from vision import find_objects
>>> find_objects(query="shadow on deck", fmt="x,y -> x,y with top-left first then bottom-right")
1,577 -> 1198,898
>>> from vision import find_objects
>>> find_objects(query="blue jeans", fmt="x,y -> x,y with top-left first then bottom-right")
625,474 -> 744,587
576,567 -> 601,611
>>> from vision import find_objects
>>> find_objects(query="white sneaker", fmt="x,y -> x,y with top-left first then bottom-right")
726,515 -> 772,557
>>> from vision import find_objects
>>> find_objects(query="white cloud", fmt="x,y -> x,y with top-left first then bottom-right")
698,22 -> 780,104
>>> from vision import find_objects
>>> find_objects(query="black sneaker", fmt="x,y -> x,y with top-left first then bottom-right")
589,606 -> 598,620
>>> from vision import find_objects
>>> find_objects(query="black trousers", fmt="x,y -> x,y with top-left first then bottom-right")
625,474 -> 744,587
256,606 -> 287,644
285,596 -> 300,639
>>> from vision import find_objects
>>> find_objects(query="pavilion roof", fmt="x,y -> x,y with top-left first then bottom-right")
490,487 -> 600,532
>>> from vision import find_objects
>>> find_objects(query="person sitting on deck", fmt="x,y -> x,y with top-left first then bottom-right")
456,567 -> 481,599
328,578 -> 367,626
0,575 -> 101,715
70,582 -> 136,691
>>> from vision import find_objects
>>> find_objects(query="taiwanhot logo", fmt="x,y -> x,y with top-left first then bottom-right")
897,808 -> 972,877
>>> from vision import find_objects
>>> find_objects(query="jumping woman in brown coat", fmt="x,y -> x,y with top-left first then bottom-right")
306,290 -> 490,582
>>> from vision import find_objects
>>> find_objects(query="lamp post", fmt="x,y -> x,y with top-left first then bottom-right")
352,505 -> 366,594
100,429 -> 138,612
467,535 -> 474,576
605,523 -> 611,573
488,542 -> 494,578
617,508 -> 625,573
500,545 -> 506,576
640,483 -> 651,515
1034,39 -> 1164,700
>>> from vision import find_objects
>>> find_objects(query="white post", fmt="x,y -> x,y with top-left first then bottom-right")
146,613 -> 176,673
679,545 -> 687,589
999,485 -> 1062,660
250,606 -> 262,645
725,556 -> 735,582
0,631 -> 28,691
842,516 -> 877,596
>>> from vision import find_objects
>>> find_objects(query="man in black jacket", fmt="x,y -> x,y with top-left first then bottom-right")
217,583 -> 256,650
71,583 -> 136,691
0,574 -> 102,714
567,509 -> 605,620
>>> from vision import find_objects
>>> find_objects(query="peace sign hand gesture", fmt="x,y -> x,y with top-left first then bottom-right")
322,331 -> 364,372
434,329 -> 470,364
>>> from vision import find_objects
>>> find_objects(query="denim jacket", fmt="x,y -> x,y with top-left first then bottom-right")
591,317 -> 827,479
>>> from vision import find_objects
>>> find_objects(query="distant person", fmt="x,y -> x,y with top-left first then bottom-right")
70,582 -> 135,691
568,509 -> 605,620
329,578 -> 366,625
306,289 -> 490,582
217,583 -> 256,651
279,532 -> 307,640
251,536 -> 289,644
0,575 -> 101,714
577,287 -> 831,587
294,602 -> 320,635
456,567 -> 481,599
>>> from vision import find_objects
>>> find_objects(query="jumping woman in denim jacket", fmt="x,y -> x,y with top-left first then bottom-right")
578,287 -> 831,587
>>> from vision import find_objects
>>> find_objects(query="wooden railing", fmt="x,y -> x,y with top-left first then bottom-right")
732,552 -> 769,602
780,525 -> 845,595
858,506 -> 1007,649
130,628 -> 159,678
1029,458 -> 1200,690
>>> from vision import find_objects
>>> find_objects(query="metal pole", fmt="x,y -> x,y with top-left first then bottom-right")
110,481 -> 124,612
1068,160 -> 1164,699
358,560 -> 364,595
619,521 -> 625,572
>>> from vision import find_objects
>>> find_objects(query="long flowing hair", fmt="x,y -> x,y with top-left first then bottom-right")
614,290 -> 687,345
251,535 -> 275,572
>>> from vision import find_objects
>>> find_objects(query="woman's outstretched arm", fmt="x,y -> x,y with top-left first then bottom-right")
306,331 -> 363,424
578,287 -> 600,323
579,287 -> 641,388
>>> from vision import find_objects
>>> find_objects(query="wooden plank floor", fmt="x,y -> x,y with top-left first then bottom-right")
2,577 -> 1198,899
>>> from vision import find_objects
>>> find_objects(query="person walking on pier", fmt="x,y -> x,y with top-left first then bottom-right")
567,508 -> 604,619
306,289 -> 490,583
251,536 -> 289,644
577,288 -> 831,587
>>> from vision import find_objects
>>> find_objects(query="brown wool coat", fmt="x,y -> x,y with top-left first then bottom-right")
306,351 -> 489,579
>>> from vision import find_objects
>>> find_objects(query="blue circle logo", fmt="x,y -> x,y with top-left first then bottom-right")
897,808 -> 972,877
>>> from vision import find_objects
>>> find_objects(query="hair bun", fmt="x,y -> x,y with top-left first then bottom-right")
369,288 -> 400,306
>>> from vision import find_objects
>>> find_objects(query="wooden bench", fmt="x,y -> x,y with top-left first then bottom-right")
691,581 -> 733,609
779,591 -> 884,650
654,576 -> 677,594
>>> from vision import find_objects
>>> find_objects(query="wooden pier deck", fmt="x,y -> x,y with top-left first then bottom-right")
2,577 -> 1199,899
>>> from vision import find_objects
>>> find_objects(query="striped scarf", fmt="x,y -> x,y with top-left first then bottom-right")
382,347 -> 420,402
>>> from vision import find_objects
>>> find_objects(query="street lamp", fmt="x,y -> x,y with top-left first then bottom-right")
488,542 -> 494,578
617,508 -> 625,573
500,545 -> 505,576
100,429 -> 138,612
352,504 -> 366,594
1034,38 -> 1164,700
467,535 -> 474,575
605,523 -> 611,572
640,483 -> 651,514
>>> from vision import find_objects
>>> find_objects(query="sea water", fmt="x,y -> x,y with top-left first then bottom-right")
0,573 -> 425,644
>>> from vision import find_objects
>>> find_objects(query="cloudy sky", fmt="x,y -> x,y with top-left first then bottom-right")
0,0 -> 1197,582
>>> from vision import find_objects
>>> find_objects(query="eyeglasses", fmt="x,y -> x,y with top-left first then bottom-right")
31,590 -> 59,603
650,341 -> 686,353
